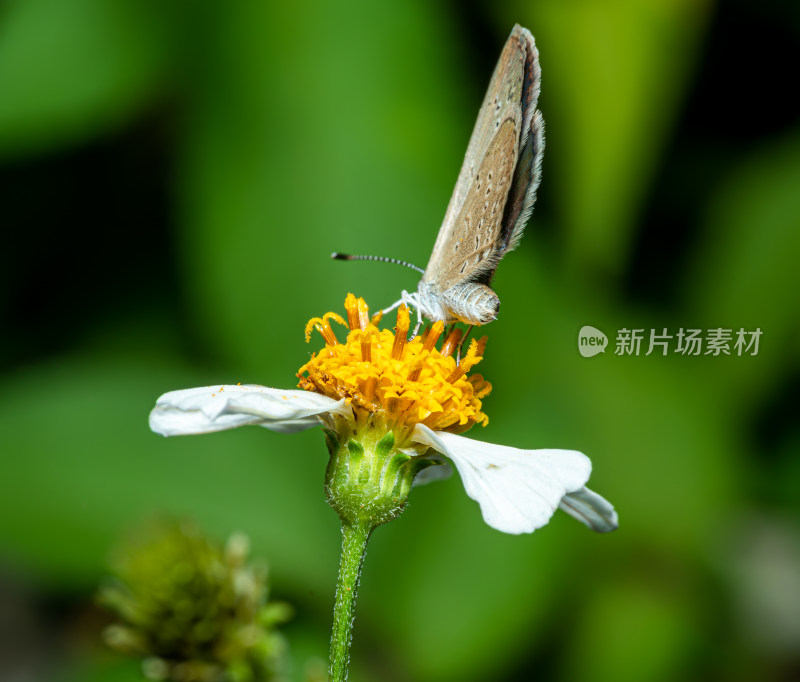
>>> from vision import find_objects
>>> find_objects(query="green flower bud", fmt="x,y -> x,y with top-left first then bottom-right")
98,520 -> 292,682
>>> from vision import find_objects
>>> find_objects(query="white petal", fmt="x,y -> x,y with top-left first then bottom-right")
559,487 -> 618,533
149,385 -> 344,437
413,425 -> 591,535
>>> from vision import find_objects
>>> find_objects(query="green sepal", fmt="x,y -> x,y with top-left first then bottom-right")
322,428 -> 340,455
384,452 -> 412,498
394,457 -> 441,499
347,438 -> 365,465
375,431 -> 395,458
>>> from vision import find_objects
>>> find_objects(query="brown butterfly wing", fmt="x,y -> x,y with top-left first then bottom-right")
422,25 -> 542,294
428,117 -> 519,289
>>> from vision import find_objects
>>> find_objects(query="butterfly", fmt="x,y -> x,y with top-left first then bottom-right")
335,25 -> 544,328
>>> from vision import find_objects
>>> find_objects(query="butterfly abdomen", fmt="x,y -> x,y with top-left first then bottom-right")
442,282 -> 500,325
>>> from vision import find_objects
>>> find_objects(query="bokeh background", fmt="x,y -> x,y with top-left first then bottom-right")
2,0 -> 799,680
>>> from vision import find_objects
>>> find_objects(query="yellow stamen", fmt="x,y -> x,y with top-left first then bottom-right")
343,293 -> 357,328
360,329 -> 373,363
391,305 -> 410,360
423,321 -> 445,352
357,298 -> 370,330
344,293 -> 370,331
440,327 -> 462,357
304,312 -> 345,346
447,337 -> 487,384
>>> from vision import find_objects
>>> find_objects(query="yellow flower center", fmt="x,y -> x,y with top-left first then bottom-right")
297,294 -> 491,442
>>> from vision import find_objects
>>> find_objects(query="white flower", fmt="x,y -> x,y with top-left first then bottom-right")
150,384 -> 617,535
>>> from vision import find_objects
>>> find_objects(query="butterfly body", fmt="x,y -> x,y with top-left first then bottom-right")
410,24 -> 545,326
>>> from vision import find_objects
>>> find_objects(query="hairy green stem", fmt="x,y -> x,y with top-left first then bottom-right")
328,521 -> 372,682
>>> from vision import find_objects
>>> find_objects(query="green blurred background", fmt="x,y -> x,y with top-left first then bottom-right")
1,0 -> 799,680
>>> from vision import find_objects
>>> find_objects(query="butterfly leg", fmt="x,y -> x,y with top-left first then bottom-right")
456,325 -> 474,365
381,298 -> 404,316
400,290 -> 425,339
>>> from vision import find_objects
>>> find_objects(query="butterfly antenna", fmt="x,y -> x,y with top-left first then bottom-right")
331,252 -> 425,275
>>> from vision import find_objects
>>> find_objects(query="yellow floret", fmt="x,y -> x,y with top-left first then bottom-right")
297,295 -> 491,438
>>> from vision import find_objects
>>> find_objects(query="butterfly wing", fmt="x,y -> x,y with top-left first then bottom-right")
421,25 -> 543,294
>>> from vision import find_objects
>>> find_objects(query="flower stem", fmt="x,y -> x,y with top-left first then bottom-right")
328,520 -> 372,682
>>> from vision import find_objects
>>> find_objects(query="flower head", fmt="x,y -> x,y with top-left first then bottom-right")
299,293 -> 489,439
150,295 -> 617,535
99,520 -> 291,682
